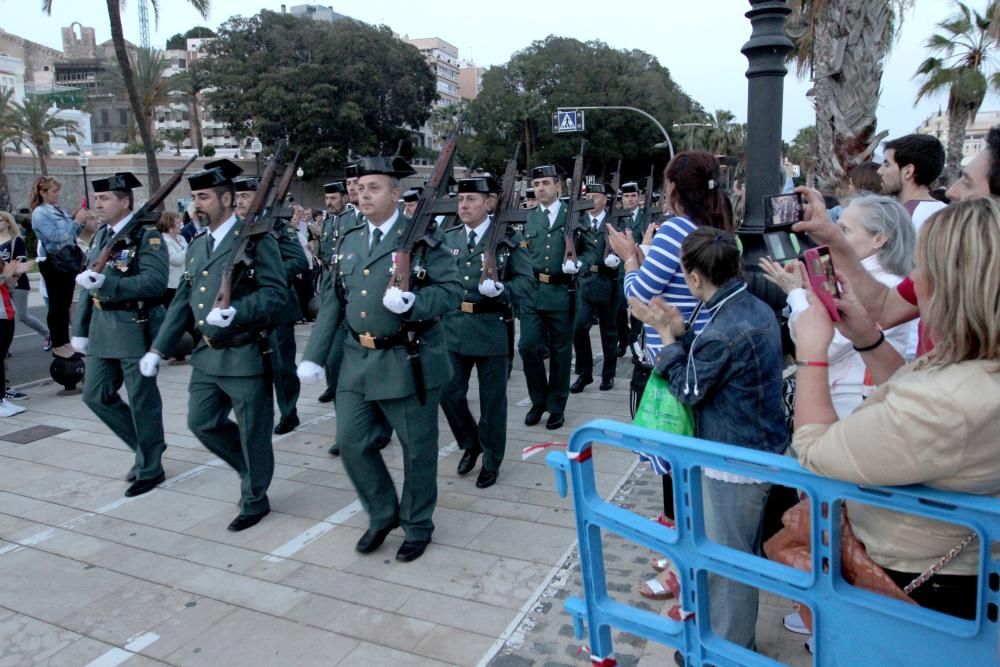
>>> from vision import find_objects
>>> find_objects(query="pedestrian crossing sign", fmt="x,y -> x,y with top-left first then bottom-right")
553,110 -> 585,133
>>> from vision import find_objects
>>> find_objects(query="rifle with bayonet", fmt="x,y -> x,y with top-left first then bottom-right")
479,143 -> 521,285
386,114 -> 464,404
639,163 -> 658,236
561,139 -> 594,323
90,155 -> 198,273
603,159 -> 623,261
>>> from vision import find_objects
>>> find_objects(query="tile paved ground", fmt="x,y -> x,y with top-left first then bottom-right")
0,324 -> 809,666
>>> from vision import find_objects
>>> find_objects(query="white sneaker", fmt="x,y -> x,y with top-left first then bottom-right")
783,611 -> 810,635
0,400 -> 25,417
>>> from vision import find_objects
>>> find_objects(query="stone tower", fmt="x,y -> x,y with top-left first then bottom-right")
61,23 -> 97,60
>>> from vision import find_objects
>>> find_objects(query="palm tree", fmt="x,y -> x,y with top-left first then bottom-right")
101,47 -> 171,142
160,127 -> 189,155
706,109 -> 744,156
167,62 -> 210,152
915,1 -> 1000,184
42,0 -> 210,191
10,95 -> 80,175
788,0 -> 914,192
0,88 -> 20,211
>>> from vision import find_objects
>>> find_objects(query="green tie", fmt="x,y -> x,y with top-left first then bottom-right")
467,230 -> 477,252
371,227 -> 382,253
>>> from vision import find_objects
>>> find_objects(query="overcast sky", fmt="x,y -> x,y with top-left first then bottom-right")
3,0 -> 996,143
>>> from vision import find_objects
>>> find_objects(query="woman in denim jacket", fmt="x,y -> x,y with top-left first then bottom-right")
29,177 -> 81,358
631,227 -> 787,658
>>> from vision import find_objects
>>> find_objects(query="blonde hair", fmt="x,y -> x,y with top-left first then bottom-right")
0,211 -> 20,237
28,176 -> 61,210
918,197 -> 1000,367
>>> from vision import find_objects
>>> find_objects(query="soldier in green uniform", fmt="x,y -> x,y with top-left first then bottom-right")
316,181 -> 349,296
518,165 -> 596,430
616,181 -> 645,357
570,182 -> 621,394
234,177 -> 309,435
71,172 -> 169,496
402,187 -> 422,219
297,156 -> 461,562
140,159 -> 286,532
440,178 -> 532,488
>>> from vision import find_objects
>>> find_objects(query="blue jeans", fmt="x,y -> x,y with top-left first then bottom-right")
702,476 -> 772,649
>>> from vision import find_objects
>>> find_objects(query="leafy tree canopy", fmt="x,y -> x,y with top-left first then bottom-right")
203,10 -> 437,176
463,36 -> 701,185
166,26 -> 217,50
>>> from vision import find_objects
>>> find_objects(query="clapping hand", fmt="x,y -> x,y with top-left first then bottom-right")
758,257 -> 805,294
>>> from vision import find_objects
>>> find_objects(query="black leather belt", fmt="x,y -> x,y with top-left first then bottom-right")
92,297 -> 143,312
348,320 -> 437,350
534,270 -> 574,285
202,329 -> 267,349
459,300 -> 505,314
589,265 -> 619,277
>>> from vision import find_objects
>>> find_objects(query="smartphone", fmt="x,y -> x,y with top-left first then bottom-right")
762,192 -> 804,230
803,246 -> 841,321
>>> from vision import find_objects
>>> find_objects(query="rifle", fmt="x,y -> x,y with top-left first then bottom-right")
603,159 -> 623,260
90,155 -> 198,273
561,140 -> 594,322
639,163 -> 657,235
212,147 -> 298,311
479,143 -> 521,285
387,114 -> 464,404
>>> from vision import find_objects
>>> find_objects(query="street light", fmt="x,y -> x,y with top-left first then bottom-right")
250,137 -> 262,177
295,166 -> 304,203
672,122 -> 714,151
556,106 -> 675,158
78,154 -> 90,208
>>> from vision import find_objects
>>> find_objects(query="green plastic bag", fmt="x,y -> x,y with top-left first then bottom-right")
633,371 -> 694,436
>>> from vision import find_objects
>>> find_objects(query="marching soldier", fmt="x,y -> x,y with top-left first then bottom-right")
317,179 -> 354,405
523,187 -> 537,209
620,181 -> 645,242
440,177 -> 532,488
518,165 -> 596,430
617,181 -> 645,357
140,159 -> 286,532
297,156 -> 461,562
234,177 -> 309,435
402,187 -> 422,218
570,182 -> 620,394
71,172 -> 168,496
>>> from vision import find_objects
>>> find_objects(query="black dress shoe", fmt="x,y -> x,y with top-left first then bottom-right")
569,376 -> 593,394
475,468 -> 498,489
125,467 -> 137,483
395,538 -> 430,562
374,434 -> 392,450
457,448 -> 481,475
318,387 -> 335,403
545,412 -> 565,430
524,405 -> 545,426
327,443 -> 340,456
673,651 -> 685,666
356,519 -> 399,553
227,508 -> 270,532
617,344 -> 628,358
599,378 -> 615,391
124,471 -> 165,497
273,413 -> 300,435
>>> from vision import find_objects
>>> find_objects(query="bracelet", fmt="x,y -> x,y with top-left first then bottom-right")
795,360 -> 830,368
852,330 -> 885,353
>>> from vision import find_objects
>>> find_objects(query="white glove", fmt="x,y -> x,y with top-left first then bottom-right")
604,254 -> 622,269
296,360 -> 325,384
561,259 -> 582,274
206,306 -> 237,328
478,279 -> 505,298
382,286 -> 415,314
70,336 -> 89,354
75,270 -> 106,289
139,352 -> 160,377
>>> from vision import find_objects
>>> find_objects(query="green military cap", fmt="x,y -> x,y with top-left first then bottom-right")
620,182 -> 640,194
531,165 -> 559,180
324,181 -> 347,194
402,186 -> 423,202
456,178 -> 494,194
233,177 -> 259,192
344,164 -> 359,179
356,156 -> 416,179
92,172 -> 142,192
188,159 -> 243,190
586,183 -> 615,195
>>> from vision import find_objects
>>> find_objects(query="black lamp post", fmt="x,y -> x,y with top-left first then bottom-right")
251,137 -> 262,177
78,154 -> 90,208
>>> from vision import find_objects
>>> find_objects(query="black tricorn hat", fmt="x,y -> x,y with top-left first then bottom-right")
530,165 -> 559,180
324,181 -> 347,195
456,178 -> 494,194
188,159 -> 243,190
525,187 -> 536,198
356,156 -> 415,179
233,177 -> 259,192
91,172 -> 142,192
402,187 -> 423,202
587,183 -> 615,195
620,181 -> 640,194
344,164 -> 359,179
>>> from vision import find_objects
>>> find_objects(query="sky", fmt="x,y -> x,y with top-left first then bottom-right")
2,0 -> 996,143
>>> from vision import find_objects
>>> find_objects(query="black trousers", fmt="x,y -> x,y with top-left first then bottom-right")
39,261 -> 76,348
885,568 -> 978,620
0,319 -> 13,389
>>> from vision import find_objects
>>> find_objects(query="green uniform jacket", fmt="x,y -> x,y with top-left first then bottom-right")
73,222 -> 169,359
273,219 -> 309,325
303,216 -> 462,400
520,202 -> 596,312
152,219 -> 287,377
318,208 -> 361,295
578,211 -> 624,304
441,220 -> 533,357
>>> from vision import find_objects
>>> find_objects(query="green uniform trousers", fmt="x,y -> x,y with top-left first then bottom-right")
323,321 -> 347,393
440,351 -> 508,473
187,368 -> 274,515
335,386 -> 441,542
270,322 -> 300,421
573,296 -> 620,382
83,356 -> 166,481
518,305 -> 574,414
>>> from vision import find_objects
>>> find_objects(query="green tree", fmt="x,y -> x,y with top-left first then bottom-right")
787,124 -> 820,187
166,26 -> 216,50
43,0 -> 211,191
464,36 -> 699,181
915,1 -> 1000,183
10,95 -> 80,175
167,61 -> 211,151
160,127 -> 189,155
705,109 -> 747,158
788,0 -> 913,191
203,10 -> 437,176
100,47 -> 171,141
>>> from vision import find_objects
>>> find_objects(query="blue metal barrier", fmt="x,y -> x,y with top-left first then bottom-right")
546,419 -> 1000,667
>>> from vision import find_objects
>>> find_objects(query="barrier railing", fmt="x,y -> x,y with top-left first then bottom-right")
545,419 -> 1000,667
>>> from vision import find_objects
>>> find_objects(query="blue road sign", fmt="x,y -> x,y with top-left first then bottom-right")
553,110 -> 585,133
